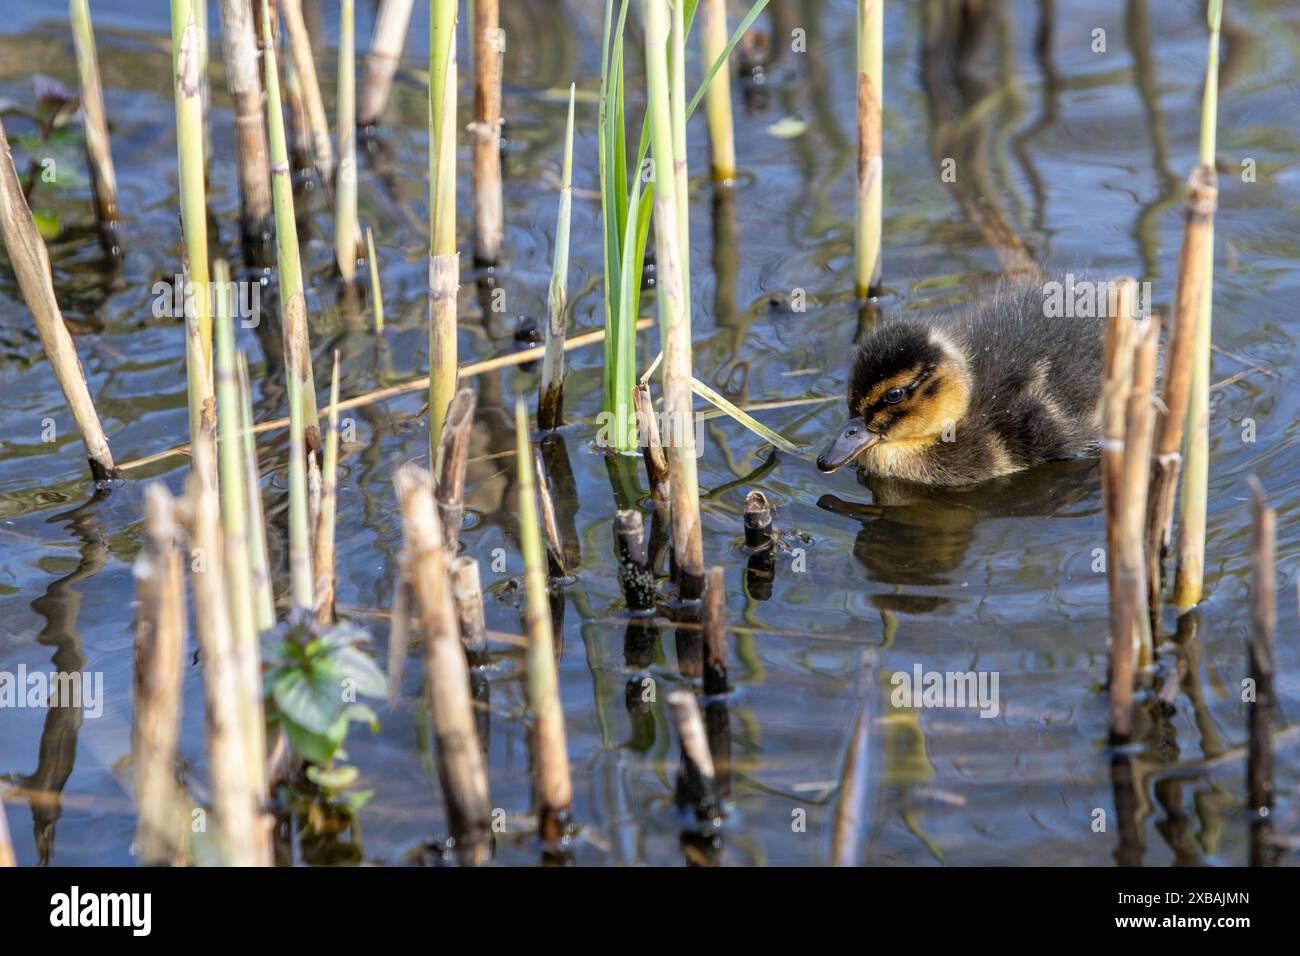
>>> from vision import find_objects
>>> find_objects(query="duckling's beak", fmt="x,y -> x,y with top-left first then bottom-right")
817,417 -> 881,473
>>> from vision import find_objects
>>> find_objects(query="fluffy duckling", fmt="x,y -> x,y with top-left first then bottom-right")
817,279 -> 1104,486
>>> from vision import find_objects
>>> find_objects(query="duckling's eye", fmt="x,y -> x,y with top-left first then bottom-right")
883,387 -> 906,405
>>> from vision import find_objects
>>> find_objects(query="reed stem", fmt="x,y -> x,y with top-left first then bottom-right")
394,464 -> 491,864
358,0 -> 415,128
335,0 -> 359,282
450,556 -> 488,661
614,508 -> 655,612
667,690 -> 720,824
218,0 -> 274,264
1145,165 -> 1217,616
235,353 -> 275,631
133,483 -> 188,866
0,116 -> 117,479
539,84 -> 575,430
854,0 -> 883,299
1173,0 -> 1222,611
69,0 -> 119,251
471,0 -> 503,265
436,388 -> 475,552
702,566 -> 727,696
428,0 -> 459,456
1246,477 -> 1275,862
743,490 -> 773,548
699,0 -> 735,182
313,353 -> 341,623
366,225 -> 385,334
279,0 -> 335,186
515,400 -> 573,843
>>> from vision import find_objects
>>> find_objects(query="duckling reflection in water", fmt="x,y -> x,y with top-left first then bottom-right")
818,279 -> 1105,485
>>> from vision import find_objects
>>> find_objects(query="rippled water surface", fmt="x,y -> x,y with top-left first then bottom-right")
1,0 -> 1298,865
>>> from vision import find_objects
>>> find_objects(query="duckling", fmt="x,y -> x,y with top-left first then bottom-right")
817,279 -> 1105,486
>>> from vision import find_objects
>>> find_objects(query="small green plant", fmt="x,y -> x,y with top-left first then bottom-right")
265,618 -> 387,809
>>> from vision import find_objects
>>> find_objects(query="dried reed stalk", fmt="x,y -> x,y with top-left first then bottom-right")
435,388 -> 475,552
698,0 -> 735,182
633,383 -> 669,502
535,451 -> 566,578
702,566 -> 727,696
236,353 -> 275,631
855,0 -> 883,298
0,116 -> 116,479
335,0 -> 359,281
450,556 -> 488,662
667,690 -> 720,824
538,84 -> 576,430
187,432 -> 267,866
218,0 -> 274,263
386,550 -> 411,709
428,0 -> 460,455
515,401 -> 573,843
313,354 -> 341,623
279,0 -> 334,185
614,508 -> 655,612
69,0 -> 119,249
358,0 -> 415,128
1146,165 -> 1217,616
132,483 -> 188,866
394,464 -> 491,864
470,0 -> 503,264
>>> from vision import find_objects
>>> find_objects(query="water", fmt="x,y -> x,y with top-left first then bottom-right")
1,0 -> 1297,866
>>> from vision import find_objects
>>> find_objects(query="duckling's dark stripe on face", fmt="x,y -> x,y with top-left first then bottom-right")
858,362 -> 937,423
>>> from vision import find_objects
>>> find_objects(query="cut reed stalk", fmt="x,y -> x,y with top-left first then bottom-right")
471,0 -> 503,265
187,430 -> 266,866
539,84 -> 576,430
213,261 -> 266,794
218,0 -> 274,264
236,354 -> 274,631
428,0 -> 460,456
667,689 -> 721,824
394,464 -> 491,864
1246,477 -> 1275,860
614,508 -> 655,612
1173,0 -> 1222,612
645,0 -> 704,600
261,1 -> 321,450
515,401 -> 573,843
633,382 -> 669,501
535,450 -> 566,578
335,0 -> 359,282
854,0 -> 883,299
171,0 -> 212,408
1123,315 -> 1160,672
1146,165 -> 1217,616
698,0 -> 735,182
0,116 -> 116,479
1102,286 -> 1135,739
279,0 -> 334,186
450,556 -> 488,662
0,795 -> 13,867
435,388 -> 475,552
358,0 -> 414,128
743,489 -> 773,548
366,225 -> 385,334
313,353 -> 341,623
132,483 -> 188,866
702,566 -> 727,696
69,0 -> 119,250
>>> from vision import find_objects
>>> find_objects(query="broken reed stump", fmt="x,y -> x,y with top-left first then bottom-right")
702,566 -> 728,696
1146,164 -> 1218,620
394,464 -> 491,865
1104,280 -> 1158,742
132,483 -> 188,866
1247,477 -> 1275,866
217,0 -> 274,264
450,556 -> 488,663
743,490 -> 773,547
436,388 -> 475,553
515,401 -> 573,845
538,84 -> 576,431
186,437 -> 268,867
0,792 -> 13,867
633,383 -> 670,503
830,653 -> 874,867
69,0 -> 119,253
535,450 -> 566,578
0,114 -> 117,479
359,0 -> 415,128
614,509 -> 655,612
470,0 -> 503,265
667,690 -> 721,827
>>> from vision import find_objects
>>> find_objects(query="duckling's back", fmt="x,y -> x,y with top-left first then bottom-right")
936,278 -> 1104,474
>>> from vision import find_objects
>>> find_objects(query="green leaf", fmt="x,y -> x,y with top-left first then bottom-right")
284,720 -> 339,765
306,764 -> 360,790
32,209 -> 61,242
332,646 -> 388,700
272,661 -> 345,735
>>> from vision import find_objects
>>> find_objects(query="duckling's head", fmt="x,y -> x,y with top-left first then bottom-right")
817,324 -> 972,473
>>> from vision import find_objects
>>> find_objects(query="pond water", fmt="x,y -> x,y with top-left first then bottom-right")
1,0 -> 1297,866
